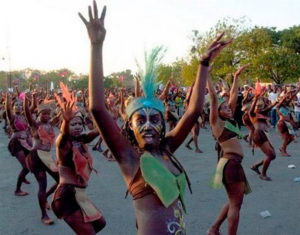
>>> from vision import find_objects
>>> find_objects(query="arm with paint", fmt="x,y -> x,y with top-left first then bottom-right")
166,33 -> 231,152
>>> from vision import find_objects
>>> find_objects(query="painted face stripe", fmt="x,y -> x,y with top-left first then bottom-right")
133,108 -> 162,134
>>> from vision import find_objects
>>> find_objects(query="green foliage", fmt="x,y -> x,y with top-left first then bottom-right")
181,57 -> 198,86
280,26 -> 300,53
157,60 -> 184,86
184,17 -> 300,85
157,64 -> 172,85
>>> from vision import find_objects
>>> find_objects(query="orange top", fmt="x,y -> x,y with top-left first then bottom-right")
37,125 -> 55,146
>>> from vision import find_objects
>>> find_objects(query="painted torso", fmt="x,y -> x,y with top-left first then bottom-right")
129,152 -> 188,235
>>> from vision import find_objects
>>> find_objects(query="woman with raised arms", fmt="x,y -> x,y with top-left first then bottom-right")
206,64 -> 251,235
79,1 -> 229,234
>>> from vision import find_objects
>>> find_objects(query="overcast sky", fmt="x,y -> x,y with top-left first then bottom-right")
0,0 -> 299,75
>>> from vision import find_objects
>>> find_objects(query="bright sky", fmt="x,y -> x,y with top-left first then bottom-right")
0,0 -> 299,76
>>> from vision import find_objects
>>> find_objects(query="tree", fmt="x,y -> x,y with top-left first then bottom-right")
157,64 -> 172,85
185,19 -> 300,85
280,26 -> 300,53
254,46 -> 300,84
184,17 -> 250,85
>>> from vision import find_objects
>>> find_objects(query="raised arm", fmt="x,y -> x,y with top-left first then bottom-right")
24,94 -> 37,128
56,101 -> 74,149
79,1 -> 138,176
228,64 -> 249,113
262,99 -> 278,113
249,94 -> 259,116
158,79 -> 171,100
165,33 -> 231,152
207,74 -> 219,125
29,92 -> 37,113
183,82 -> 194,108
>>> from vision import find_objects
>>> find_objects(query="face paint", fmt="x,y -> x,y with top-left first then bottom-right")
69,117 -> 84,137
132,108 -> 163,134
130,108 -> 163,149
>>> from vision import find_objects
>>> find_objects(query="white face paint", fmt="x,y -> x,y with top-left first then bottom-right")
69,116 -> 84,137
130,108 -> 163,148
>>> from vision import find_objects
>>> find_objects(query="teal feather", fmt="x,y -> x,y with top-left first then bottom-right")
126,47 -> 166,119
136,46 -> 165,98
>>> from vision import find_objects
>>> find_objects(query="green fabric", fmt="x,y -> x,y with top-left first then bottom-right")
140,152 -> 187,211
224,120 -> 243,139
217,96 -> 225,105
210,158 -> 228,189
210,158 -> 252,195
176,173 -> 187,211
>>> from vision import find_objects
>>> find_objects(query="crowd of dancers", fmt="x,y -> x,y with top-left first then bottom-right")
1,1 -> 300,234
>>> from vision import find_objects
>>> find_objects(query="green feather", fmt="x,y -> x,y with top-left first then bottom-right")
136,46 -> 165,98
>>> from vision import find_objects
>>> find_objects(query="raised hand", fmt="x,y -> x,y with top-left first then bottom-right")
79,0 -> 107,44
61,101 -> 75,122
235,64 -> 250,78
202,32 -> 232,62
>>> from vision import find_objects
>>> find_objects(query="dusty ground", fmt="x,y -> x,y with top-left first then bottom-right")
0,122 -> 299,235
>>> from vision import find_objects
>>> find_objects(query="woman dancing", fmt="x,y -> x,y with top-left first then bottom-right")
52,97 -> 106,234
207,64 -> 251,235
5,93 -> 32,196
249,88 -> 278,181
79,1 -> 229,233
24,96 -> 59,225
277,86 -> 300,156
241,88 -> 254,147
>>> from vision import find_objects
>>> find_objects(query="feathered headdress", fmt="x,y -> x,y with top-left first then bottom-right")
126,47 -> 165,119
